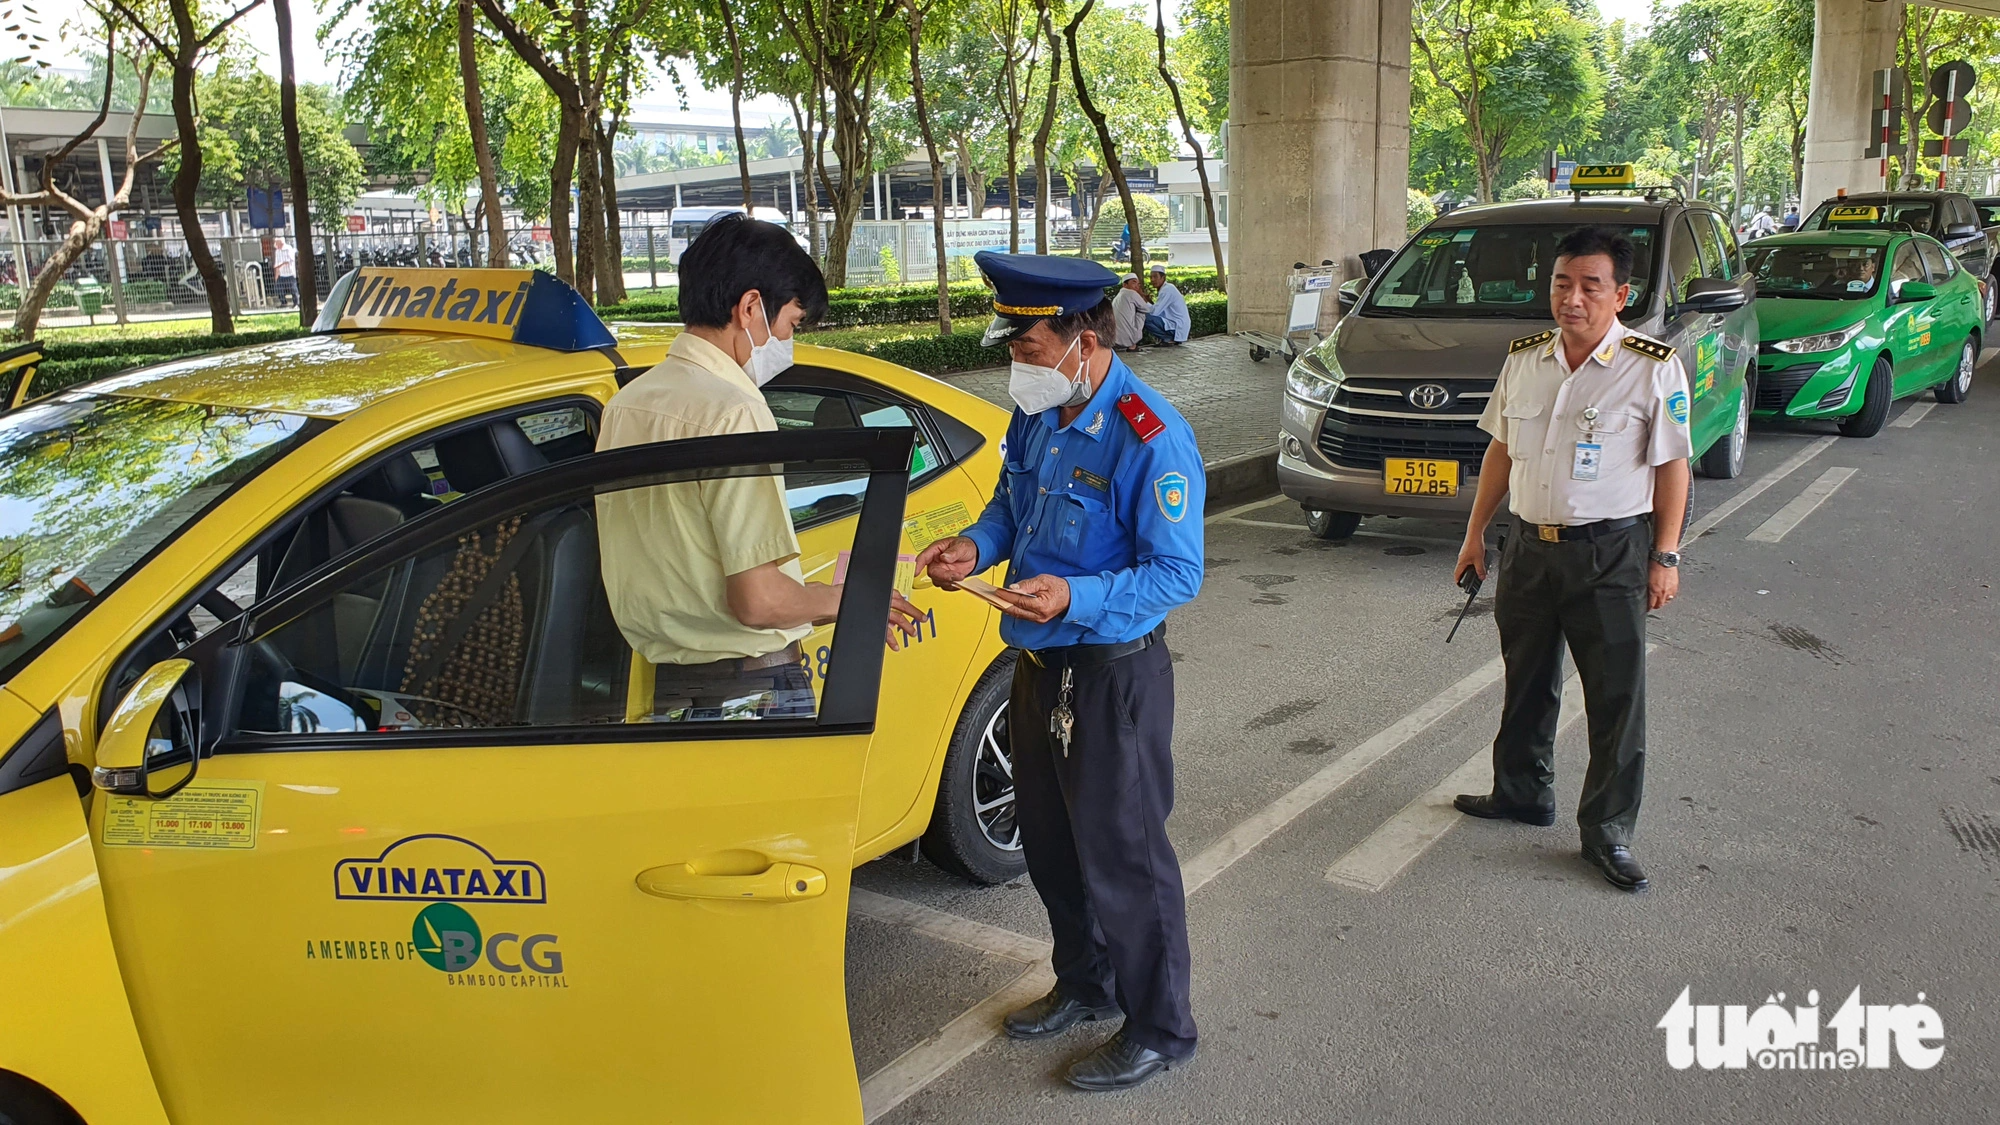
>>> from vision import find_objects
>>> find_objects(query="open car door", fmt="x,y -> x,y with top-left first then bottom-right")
88,428 -> 915,1125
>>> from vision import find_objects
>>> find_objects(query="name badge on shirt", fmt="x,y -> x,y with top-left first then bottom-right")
1572,441 -> 1602,481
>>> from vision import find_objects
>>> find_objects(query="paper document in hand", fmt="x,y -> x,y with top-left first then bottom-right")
954,576 -> 1018,611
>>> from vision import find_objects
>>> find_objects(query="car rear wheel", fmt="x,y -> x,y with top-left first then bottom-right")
921,653 -> 1027,885
1983,278 -> 1995,328
1935,338 -> 1975,404
1698,374 -> 1751,479
1304,507 -> 1363,540
1839,356 -> 1893,438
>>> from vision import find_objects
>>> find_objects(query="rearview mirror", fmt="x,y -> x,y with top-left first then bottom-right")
93,658 -> 200,799
1676,277 -> 1748,315
1897,280 -> 1937,303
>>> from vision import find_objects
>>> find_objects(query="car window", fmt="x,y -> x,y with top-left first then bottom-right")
1977,202 -> 2000,227
1804,200 -> 1937,233
1916,239 -> 1955,283
1705,213 -> 1742,279
1889,242 -> 1925,298
1950,197 -> 1978,229
1666,216 -> 1701,307
764,385 -> 945,530
1691,213 -> 1730,281
1742,242 -> 1883,299
0,394 -> 317,683
1365,223 -> 1659,319
228,458 -> 869,736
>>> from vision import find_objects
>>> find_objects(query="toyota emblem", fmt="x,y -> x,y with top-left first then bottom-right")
1407,383 -> 1451,410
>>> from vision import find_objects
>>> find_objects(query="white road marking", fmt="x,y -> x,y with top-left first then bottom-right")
1746,467 -> 1857,543
1180,655 -> 1506,895
849,888 -> 1050,965
1223,517 -> 1463,547
857,655 -> 1511,1113
1207,494 -> 1290,523
860,962 -> 1056,1123
1326,675 -> 1586,893
1890,401 -> 1934,428
1228,517 -> 1315,530
1683,435 -> 1837,544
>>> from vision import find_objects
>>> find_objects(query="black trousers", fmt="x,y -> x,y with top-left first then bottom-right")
1490,519 -> 1650,848
1011,640 -> 1197,1059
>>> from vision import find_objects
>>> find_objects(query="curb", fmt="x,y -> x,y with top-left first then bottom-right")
1202,447 -> 1279,513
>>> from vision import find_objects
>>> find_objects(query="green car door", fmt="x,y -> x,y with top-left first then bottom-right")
1898,237 -> 1979,394
1659,209 -> 1754,474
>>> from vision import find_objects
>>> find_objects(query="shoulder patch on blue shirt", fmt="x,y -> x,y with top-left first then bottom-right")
1666,390 -> 1690,426
1154,471 -> 1190,522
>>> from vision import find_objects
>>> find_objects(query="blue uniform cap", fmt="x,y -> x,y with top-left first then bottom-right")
975,251 -> 1120,347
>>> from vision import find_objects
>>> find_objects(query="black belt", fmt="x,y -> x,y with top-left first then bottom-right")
1023,625 -> 1165,668
1518,514 -> 1647,543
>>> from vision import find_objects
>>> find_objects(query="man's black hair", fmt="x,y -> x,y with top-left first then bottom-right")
1554,225 -> 1637,285
677,213 -> 830,328
1043,297 -> 1117,348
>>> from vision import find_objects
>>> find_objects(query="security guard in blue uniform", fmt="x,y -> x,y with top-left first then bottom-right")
916,252 -> 1205,1091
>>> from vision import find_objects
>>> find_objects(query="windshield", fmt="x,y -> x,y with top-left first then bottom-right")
0,394 -> 313,682
1742,242 -> 1884,300
1802,200 -> 1935,233
1365,224 -> 1658,319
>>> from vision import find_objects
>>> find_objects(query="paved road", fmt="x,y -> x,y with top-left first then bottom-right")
843,356 -> 1999,1121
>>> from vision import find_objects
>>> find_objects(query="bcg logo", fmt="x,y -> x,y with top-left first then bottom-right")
413,901 -> 563,975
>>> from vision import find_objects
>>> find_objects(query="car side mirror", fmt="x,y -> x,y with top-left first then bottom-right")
1676,277 -> 1748,315
92,658 -> 200,799
1945,222 -> 1979,238
1897,280 -> 1938,303
1337,277 -> 1365,312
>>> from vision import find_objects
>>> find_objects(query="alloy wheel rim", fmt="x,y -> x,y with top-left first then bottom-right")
1733,390 -> 1748,472
972,701 -> 1021,852
1960,344 -> 1975,392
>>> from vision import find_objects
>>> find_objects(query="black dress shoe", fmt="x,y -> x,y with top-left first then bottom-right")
1582,844 -> 1649,892
1064,1031 -> 1192,1091
1004,987 -> 1121,1040
1453,792 -> 1557,827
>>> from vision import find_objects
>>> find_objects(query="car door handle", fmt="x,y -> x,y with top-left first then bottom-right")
636,861 -> 828,902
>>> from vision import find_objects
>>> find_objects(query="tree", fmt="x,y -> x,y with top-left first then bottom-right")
272,0 -> 319,321
773,0 -> 906,287
903,0 -> 951,332
109,0 -> 267,334
1029,0 -> 1059,254
1893,6 -> 2000,188
1047,3 -> 1174,258
1178,0 -> 1227,138
1064,0 -> 1146,274
166,65 -> 364,224
1654,0 -> 1764,215
1154,0 -> 1221,288
0,7 -> 174,337
456,0 -> 507,266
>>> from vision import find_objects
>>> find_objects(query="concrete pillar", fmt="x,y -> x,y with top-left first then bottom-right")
1228,0 -> 1410,334
1801,0 -> 1902,209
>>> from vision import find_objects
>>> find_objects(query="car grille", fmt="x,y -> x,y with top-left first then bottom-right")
1316,413 -> 1490,473
1754,362 -> 1822,412
1333,377 -> 1491,419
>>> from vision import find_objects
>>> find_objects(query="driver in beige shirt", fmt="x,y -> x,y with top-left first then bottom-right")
596,215 -> 917,716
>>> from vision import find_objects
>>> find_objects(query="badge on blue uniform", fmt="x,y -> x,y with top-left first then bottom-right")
1154,471 -> 1190,522
1667,390 -> 1690,426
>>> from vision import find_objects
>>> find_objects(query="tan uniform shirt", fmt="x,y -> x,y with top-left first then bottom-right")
1478,323 -> 1694,527
595,331 -> 810,665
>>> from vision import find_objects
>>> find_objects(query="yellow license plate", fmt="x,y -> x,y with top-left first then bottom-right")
1383,458 -> 1459,497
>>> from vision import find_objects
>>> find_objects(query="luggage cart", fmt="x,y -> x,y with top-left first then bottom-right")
1239,260 -> 1338,364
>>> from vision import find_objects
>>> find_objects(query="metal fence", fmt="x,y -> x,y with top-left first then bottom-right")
1,216 -> 1051,326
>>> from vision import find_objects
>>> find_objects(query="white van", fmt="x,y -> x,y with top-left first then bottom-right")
666,206 -> 797,266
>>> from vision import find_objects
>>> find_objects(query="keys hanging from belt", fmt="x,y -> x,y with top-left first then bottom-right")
1050,665 -> 1075,756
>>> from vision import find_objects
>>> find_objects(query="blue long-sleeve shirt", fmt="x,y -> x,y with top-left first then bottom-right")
959,356 -> 1205,648
1151,283 -> 1190,342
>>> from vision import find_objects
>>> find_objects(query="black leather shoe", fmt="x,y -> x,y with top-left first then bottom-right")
1004,988 -> 1121,1040
1453,792 -> 1556,827
1064,1031 -> 1192,1091
1582,844 -> 1650,892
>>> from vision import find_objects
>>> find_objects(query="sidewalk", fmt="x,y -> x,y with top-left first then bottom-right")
941,333 -> 1286,509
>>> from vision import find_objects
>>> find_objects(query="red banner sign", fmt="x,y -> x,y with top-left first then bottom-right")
346,215 -> 367,233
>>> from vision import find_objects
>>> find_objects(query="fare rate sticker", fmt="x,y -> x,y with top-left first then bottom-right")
102,779 -> 263,849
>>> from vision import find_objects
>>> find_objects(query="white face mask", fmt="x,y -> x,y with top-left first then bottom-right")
1007,337 -> 1091,414
743,299 -> 794,387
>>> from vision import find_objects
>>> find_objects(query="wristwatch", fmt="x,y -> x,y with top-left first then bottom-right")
1648,549 -> 1681,568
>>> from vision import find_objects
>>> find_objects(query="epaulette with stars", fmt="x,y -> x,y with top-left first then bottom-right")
1509,330 -> 1555,354
1621,335 -> 1675,362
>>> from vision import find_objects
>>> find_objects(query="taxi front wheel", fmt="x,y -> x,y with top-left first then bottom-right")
1305,507 -> 1362,541
922,654 -> 1027,885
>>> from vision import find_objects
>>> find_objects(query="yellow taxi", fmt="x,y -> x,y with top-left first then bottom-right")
0,269 -> 1018,1124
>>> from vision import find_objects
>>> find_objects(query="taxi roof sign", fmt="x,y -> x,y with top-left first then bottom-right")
1569,163 -> 1638,191
314,268 -> 616,352
1827,205 -> 1883,223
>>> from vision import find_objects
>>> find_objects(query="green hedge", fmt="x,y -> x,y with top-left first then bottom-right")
44,327 -> 309,363
824,291 -> 1229,377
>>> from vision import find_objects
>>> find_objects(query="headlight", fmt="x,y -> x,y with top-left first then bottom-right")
1772,321 -> 1866,354
1285,351 -> 1343,406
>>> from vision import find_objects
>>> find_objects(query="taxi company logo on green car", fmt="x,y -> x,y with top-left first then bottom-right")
334,832 -> 546,904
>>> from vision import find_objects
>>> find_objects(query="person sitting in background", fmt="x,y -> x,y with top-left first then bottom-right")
1111,273 -> 1152,350
1143,265 -> 1189,345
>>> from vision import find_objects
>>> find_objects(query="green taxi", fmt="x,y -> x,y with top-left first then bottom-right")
1744,224 -> 1980,437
